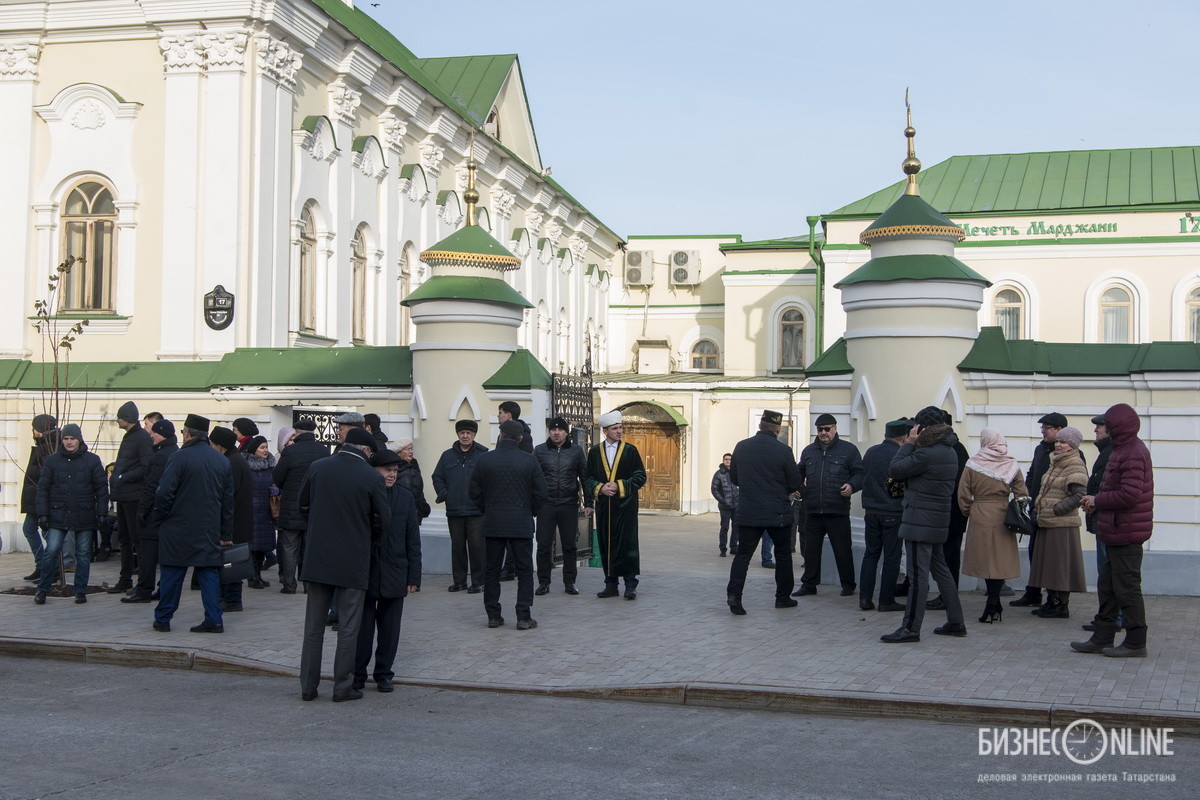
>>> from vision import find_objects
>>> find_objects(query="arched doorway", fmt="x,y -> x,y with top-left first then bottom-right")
618,401 -> 683,511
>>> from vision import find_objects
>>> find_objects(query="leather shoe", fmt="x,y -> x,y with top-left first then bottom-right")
727,593 -> 747,615
221,602 -> 243,613
534,584 -> 550,596
1082,620 -> 1124,632
516,618 -> 538,630
121,593 -> 152,604
447,583 -> 465,592
1008,592 -> 1042,607
189,621 -> 224,633
880,627 -> 920,643
791,585 -> 816,597
499,572 -> 516,582
1102,643 -> 1147,658
152,620 -> 170,632
761,561 -> 776,569
107,580 -> 133,594
624,589 -> 637,600
1035,602 -> 1070,619
1070,639 -> 1109,654
859,599 -> 875,611
23,570 -> 40,582
466,585 -> 482,594
840,585 -> 856,597
352,680 -> 366,692
487,617 -> 505,628
332,690 -> 364,703
33,591 -> 46,605
877,602 -> 906,612
150,590 -> 160,600
564,584 -> 579,595
377,678 -> 395,692
596,587 -> 620,598
75,594 -> 87,604
280,586 -> 297,594
926,595 -> 946,610
775,597 -> 798,609
301,690 -> 318,701
933,622 -> 968,637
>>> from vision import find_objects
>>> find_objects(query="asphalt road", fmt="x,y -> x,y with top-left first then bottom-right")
1,658 -> 1194,800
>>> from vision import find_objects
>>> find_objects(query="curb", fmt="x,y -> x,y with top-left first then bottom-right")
4,636 -> 1197,736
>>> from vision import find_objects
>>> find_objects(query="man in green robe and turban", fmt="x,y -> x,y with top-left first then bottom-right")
586,411 -> 647,599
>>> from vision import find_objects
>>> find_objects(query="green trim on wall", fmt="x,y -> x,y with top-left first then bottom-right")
723,269 -> 818,276
835,254 -> 990,287
627,234 -> 743,240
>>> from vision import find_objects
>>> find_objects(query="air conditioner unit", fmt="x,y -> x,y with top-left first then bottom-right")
625,250 -> 655,287
669,250 -> 700,286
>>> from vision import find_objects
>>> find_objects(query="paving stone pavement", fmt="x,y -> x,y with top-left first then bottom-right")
2,514 -> 1197,728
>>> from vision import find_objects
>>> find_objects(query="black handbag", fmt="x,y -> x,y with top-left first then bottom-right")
220,542 -> 255,583
1003,497 -> 1034,537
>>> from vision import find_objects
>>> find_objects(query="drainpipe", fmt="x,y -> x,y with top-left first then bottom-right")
807,215 -> 824,354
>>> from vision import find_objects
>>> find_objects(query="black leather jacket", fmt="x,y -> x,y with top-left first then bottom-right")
533,438 -> 592,508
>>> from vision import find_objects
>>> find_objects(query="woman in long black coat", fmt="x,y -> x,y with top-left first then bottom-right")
393,438 -> 431,520
243,436 -> 278,589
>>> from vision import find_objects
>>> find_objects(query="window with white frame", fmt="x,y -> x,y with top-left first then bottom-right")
690,339 -> 719,370
993,287 -> 1025,340
59,180 -> 117,312
1099,285 -> 1133,343
299,205 -> 317,333
1188,287 -> 1200,343
779,308 -> 806,369
351,224 -> 368,344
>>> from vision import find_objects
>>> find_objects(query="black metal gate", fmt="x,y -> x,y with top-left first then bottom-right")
551,346 -> 595,562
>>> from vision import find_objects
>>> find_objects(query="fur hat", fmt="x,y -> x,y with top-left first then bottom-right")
913,406 -> 946,428
184,414 -> 210,433
455,419 -> 478,433
209,426 -> 237,450
232,417 -> 259,437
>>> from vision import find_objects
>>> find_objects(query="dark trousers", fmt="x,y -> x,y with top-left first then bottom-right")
300,582 -> 365,698
133,534 -> 159,597
726,525 -> 794,601
355,596 -> 405,682
901,541 -> 963,633
718,507 -> 734,552
1023,524 -> 1041,594
860,513 -> 902,605
115,500 -> 141,583
448,515 -> 485,587
484,537 -> 534,620
1090,543 -> 1147,647
800,514 -> 855,590
536,504 -> 579,586
944,525 -> 964,588
156,565 -> 221,626
277,528 -> 302,591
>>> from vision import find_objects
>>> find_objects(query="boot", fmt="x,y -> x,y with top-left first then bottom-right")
1008,589 -> 1042,607
978,601 -> 1003,624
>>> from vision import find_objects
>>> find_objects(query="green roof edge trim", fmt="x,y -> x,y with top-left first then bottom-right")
836,254 -> 990,288
958,327 -> 1200,375
299,115 -> 337,150
402,275 -> 532,308
804,338 -> 853,377
483,348 -> 552,389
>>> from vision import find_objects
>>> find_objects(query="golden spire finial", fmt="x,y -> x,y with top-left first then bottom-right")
902,88 -> 921,196
464,130 -> 480,227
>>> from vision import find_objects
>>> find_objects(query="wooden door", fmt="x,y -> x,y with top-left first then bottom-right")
623,423 -> 680,511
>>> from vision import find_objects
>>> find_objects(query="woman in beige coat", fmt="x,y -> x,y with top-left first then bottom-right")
959,428 -> 1028,623
1029,426 -> 1089,618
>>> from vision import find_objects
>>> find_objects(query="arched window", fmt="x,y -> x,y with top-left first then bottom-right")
691,339 -> 719,370
351,225 -> 368,344
60,180 -> 117,311
1188,287 -> 1200,343
779,308 -> 806,369
993,288 -> 1024,340
1099,286 -> 1132,343
299,206 -> 317,333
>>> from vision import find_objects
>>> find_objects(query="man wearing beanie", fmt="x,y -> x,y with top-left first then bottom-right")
124,419 -> 179,603
858,419 -> 911,612
585,410 -> 647,600
533,417 -> 592,595
471,419 -> 547,629
108,400 -> 154,593
432,419 -> 489,594
794,413 -> 863,598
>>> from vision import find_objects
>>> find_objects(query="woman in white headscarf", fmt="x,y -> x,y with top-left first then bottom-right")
959,428 -> 1028,623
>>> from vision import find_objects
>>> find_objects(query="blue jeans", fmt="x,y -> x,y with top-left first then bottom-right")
23,514 -> 44,567
38,528 -> 92,594
760,531 -> 775,564
156,565 -> 222,626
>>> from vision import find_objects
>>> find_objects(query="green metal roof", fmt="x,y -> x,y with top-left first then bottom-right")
959,327 -> 1200,375
483,349 -> 552,389
827,147 -> 1200,218
421,224 -> 520,262
719,234 -> 821,252
401,275 -> 533,308
860,194 -> 960,233
413,54 -> 517,127
835,254 -> 990,288
803,338 -> 853,377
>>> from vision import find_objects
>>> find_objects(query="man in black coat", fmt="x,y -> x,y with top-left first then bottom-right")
927,410 -> 970,611
33,424 -> 107,604
533,417 -> 592,595
795,413 -> 864,597
726,411 -> 803,615
711,453 -> 739,558
298,427 -> 390,702
272,418 -> 329,593
471,419 -> 547,629
211,426 -> 253,613
108,400 -> 154,592
354,449 -> 421,693
496,402 -> 533,580
123,419 -> 179,603
151,415 -> 234,634
431,419 -> 489,593
858,419 -> 910,612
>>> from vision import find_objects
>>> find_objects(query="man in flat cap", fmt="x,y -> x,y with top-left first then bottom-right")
432,419 -> 489,594
794,413 -> 864,598
471,419 -> 546,629
150,414 -> 233,634
857,418 -> 911,612
534,417 -> 592,595
585,410 -> 647,600
333,411 -> 366,446
726,410 -> 802,615
108,400 -> 154,592
273,418 -> 330,593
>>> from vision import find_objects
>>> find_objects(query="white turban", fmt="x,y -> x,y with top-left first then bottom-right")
598,410 -> 622,429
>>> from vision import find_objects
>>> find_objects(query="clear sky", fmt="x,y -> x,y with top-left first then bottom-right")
372,0 -> 1199,241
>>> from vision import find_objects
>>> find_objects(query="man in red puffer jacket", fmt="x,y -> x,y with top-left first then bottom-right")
1071,403 -> 1153,658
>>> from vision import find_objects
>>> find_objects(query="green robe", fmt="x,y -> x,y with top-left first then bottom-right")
585,440 -> 647,578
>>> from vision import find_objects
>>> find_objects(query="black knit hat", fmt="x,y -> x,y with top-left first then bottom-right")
232,417 -> 259,437
209,426 -> 238,450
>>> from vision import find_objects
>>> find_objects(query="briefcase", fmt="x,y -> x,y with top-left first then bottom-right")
220,542 -> 255,583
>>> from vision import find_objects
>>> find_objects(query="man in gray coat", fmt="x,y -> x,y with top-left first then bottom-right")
298,427 -> 390,702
